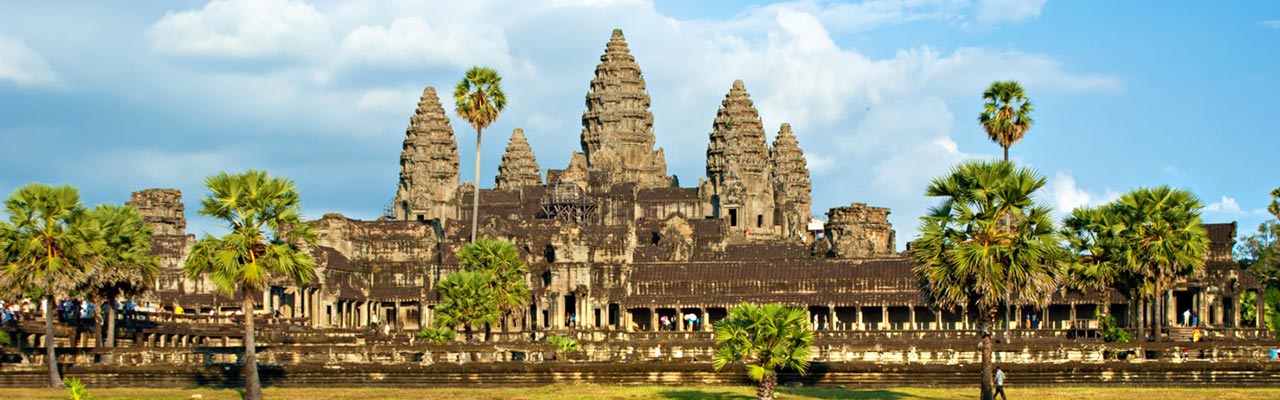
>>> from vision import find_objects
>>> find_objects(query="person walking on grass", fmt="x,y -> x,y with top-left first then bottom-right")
994,366 -> 1008,400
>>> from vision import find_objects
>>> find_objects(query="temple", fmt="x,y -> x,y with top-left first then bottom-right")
136,29 -> 1265,339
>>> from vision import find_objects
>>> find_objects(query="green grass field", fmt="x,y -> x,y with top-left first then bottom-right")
3,385 -> 1279,400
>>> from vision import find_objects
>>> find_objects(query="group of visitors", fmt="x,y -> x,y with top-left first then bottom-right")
0,298 -> 37,325
1181,309 -> 1200,327
655,313 -> 701,331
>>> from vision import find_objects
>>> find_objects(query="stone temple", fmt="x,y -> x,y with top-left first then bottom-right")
135,29 -> 1263,338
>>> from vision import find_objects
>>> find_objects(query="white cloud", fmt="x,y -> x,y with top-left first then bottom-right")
547,0 -> 649,7
1262,20 -> 1280,29
806,153 -> 836,174
340,17 -> 514,70
0,35 -> 61,87
1048,171 -> 1119,215
975,0 -> 1049,25
148,0 -> 332,59
1205,196 -> 1244,215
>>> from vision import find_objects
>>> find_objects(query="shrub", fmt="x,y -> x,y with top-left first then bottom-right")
0,330 -> 10,346
416,327 -> 457,345
1098,312 -> 1130,343
546,335 -> 579,356
63,377 -> 92,400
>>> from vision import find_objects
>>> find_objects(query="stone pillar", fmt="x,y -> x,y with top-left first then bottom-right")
935,310 -> 942,331
555,295 -> 566,329
701,308 -> 709,332
881,306 -> 889,331
1257,291 -> 1266,329
1070,303 -> 1078,327
624,308 -> 633,332
1014,305 -> 1022,329
962,305 -> 969,330
649,307 -> 658,332
856,307 -> 863,330
909,306 -> 917,330
394,302 -> 402,331
827,305 -> 836,331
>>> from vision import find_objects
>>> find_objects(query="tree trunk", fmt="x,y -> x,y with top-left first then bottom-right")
979,306 -> 995,400
756,372 -> 777,400
1002,146 -> 1009,162
471,127 -> 483,242
104,299 -> 117,364
45,295 -> 63,388
484,323 -> 492,343
464,324 -> 473,343
242,289 -> 263,400
1137,298 -> 1147,341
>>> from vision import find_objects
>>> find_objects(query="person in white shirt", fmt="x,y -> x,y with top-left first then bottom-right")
994,366 -> 1007,400
1183,309 -> 1191,327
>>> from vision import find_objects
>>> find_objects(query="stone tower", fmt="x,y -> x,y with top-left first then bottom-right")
393,86 -> 460,222
128,188 -> 186,236
825,203 -> 896,258
578,28 -> 670,189
706,80 -> 774,235
496,127 -> 542,190
770,123 -> 812,240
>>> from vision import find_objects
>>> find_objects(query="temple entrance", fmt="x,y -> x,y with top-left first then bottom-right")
1174,290 -> 1195,326
564,295 -> 577,328
630,308 -> 653,331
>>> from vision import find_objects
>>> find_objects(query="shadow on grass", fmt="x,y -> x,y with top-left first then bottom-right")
660,388 -> 941,400
659,390 -> 753,400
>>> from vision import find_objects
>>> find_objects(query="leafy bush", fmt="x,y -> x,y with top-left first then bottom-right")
416,327 -> 456,345
546,335 -> 579,354
0,330 -> 10,346
63,377 -> 92,400
1098,311 -> 1130,343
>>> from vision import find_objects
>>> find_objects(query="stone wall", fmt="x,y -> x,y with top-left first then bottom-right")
825,203 -> 896,258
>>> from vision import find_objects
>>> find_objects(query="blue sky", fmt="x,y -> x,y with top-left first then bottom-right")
1,0 -> 1277,247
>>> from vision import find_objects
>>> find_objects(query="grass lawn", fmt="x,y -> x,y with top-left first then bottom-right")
3,385 -> 1278,399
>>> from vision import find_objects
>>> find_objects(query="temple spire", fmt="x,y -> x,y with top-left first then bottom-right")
770,123 -> 812,239
393,86 -> 460,222
707,79 -> 774,236
496,128 -> 542,190
578,28 -> 670,189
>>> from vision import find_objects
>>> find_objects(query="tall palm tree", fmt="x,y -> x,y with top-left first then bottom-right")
183,170 -> 317,400
1061,204 -> 1130,318
0,183 -> 103,388
1113,186 -> 1208,341
454,66 -> 507,242
78,204 -> 159,360
456,237 -> 529,341
911,160 -> 1066,400
433,270 -> 499,343
712,303 -> 814,400
978,80 -> 1034,161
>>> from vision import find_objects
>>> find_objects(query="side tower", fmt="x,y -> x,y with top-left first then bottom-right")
706,80 -> 774,236
578,28 -> 670,189
495,127 -> 542,190
825,203 -> 896,257
770,123 -> 812,240
393,87 -> 460,223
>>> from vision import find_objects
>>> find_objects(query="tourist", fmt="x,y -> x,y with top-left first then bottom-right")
570,313 -> 577,328
1191,310 -> 1198,327
175,304 -> 185,315
1192,327 -> 1202,343
994,366 -> 1007,400
1183,308 -> 1191,327
659,315 -> 669,331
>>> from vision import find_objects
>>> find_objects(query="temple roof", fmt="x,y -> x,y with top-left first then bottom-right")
579,28 -> 669,189
393,87 -> 459,215
496,128 -> 542,190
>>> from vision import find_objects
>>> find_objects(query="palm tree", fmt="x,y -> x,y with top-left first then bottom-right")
0,183 -> 103,388
1061,204 -> 1130,318
1113,186 -> 1208,341
712,303 -> 814,400
911,160 -> 1066,400
433,270 -> 499,343
978,80 -> 1034,161
183,170 -> 317,400
454,66 -> 507,242
456,237 -> 529,340
78,204 -> 159,360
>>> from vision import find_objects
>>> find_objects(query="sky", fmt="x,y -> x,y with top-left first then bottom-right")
1,0 -> 1278,248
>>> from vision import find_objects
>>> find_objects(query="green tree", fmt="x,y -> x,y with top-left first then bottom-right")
712,303 -> 814,400
978,80 -> 1034,161
545,335 -> 579,360
433,270 -> 499,343
183,170 -> 318,400
456,237 -> 529,340
454,66 -> 507,242
911,160 -> 1066,400
77,204 -> 158,357
1236,186 -> 1280,287
0,184 -> 103,388
1062,204 -> 1130,318
1114,187 -> 1208,341
416,326 -> 457,345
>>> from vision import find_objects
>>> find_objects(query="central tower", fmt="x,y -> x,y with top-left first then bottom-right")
578,29 -> 670,189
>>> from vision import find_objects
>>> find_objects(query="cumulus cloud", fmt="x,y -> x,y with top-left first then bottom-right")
0,35 -> 61,87
340,17 -> 513,70
974,0 -> 1049,25
1204,196 -> 1244,215
1047,171 -> 1119,215
148,0 -> 332,59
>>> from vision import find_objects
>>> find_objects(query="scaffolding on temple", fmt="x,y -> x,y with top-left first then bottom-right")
539,181 -> 597,223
